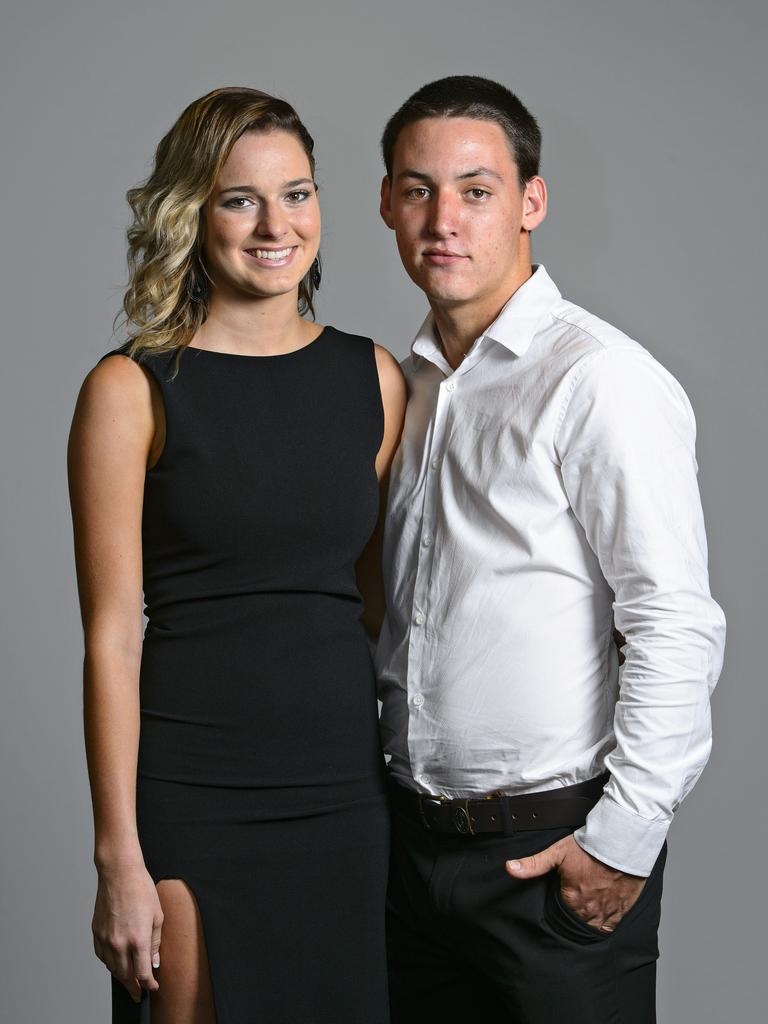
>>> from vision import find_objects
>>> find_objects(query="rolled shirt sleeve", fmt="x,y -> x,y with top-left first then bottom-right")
557,348 -> 726,875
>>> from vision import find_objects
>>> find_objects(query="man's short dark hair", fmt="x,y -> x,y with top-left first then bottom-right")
381,75 -> 541,188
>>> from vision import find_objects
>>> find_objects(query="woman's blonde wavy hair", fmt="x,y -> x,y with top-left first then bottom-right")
119,86 -> 319,359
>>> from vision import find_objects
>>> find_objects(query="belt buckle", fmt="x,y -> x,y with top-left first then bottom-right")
451,799 -> 474,835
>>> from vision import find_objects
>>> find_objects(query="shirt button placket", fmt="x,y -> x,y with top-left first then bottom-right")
406,374 -> 453,779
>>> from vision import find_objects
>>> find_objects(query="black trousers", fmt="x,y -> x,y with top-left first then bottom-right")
387,783 -> 666,1024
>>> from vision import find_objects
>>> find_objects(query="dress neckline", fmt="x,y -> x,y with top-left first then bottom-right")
185,326 -> 329,361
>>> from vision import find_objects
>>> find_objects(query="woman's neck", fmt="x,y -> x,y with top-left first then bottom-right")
193,289 -> 319,356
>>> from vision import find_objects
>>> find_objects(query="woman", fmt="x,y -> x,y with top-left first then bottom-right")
68,86 -> 405,1023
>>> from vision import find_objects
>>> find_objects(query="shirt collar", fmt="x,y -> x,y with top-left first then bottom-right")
411,264 -> 561,366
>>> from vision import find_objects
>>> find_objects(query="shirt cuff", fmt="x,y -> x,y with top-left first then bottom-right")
573,793 -> 669,876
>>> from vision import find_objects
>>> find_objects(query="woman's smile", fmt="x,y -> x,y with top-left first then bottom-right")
243,245 -> 298,267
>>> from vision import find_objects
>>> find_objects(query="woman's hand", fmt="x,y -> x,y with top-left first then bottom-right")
92,860 -> 163,1003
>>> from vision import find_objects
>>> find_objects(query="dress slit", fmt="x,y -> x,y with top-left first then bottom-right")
111,874 -> 220,1023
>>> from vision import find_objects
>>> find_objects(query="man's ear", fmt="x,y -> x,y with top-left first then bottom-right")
521,176 -> 547,232
380,175 -> 395,230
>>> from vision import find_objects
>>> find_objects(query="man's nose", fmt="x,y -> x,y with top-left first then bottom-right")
427,191 -> 459,237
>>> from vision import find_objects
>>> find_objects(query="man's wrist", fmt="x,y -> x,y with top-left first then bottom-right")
574,793 -> 669,876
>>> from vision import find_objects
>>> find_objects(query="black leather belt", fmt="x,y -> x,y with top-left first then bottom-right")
389,774 -> 608,836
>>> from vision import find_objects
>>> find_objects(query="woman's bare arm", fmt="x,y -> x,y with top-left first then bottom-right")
356,345 -> 407,637
67,353 -> 164,1002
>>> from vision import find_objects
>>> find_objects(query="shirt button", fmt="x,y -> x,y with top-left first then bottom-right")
414,612 -> 425,626
412,693 -> 425,708
430,457 -> 440,470
445,381 -> 456,392
422,534 -> 433,547
420,774 -> 432,786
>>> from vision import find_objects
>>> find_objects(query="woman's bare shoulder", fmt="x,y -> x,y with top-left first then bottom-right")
77,350 -> 157,417
372,343 -> 407,394
70,350 -> 158,458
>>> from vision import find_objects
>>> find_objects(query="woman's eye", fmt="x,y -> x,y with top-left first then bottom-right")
224,196 -> 253,209
285,190 -> 311,203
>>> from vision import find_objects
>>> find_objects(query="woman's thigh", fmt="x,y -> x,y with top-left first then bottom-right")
151,879 -> 216,1024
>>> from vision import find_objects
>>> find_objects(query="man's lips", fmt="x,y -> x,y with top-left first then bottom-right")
422,250 -> 468,265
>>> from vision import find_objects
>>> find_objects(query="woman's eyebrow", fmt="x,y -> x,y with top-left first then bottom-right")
219,178 -> 314,195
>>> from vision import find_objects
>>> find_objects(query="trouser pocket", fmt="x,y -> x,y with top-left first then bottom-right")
544,871 -> 614,944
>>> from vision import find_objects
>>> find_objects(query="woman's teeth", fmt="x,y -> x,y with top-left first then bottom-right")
251,248 -> 293,260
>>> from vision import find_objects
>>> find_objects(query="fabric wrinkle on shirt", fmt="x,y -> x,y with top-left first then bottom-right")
376,265 -> 726,876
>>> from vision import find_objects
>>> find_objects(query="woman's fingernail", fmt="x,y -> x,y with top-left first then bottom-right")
152,955 -> 160,968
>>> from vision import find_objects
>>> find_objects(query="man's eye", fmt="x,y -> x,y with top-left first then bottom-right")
406,188 -> 430,200
468,188 -> 490,200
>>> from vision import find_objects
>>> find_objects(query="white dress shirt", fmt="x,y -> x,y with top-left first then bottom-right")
376,265 -> 725,876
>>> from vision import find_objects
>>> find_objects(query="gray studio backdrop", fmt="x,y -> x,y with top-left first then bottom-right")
1,0 -> 765,1020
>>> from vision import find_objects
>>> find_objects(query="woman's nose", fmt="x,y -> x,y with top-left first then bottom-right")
255,201 -> 288,239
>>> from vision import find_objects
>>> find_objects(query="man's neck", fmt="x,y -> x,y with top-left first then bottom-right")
431,265 -> 534,371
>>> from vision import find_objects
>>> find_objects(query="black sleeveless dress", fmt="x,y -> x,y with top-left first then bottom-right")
105,327 -> 390,1023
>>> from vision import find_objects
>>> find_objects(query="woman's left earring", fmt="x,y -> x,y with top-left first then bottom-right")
310,258 -> 321,290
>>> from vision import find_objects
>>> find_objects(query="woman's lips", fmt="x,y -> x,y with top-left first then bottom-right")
243,246 -> 298,268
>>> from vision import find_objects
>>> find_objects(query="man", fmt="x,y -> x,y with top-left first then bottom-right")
375,76 -> 725,1023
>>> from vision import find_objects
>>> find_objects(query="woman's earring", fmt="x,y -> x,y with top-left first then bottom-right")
188,271 -> 208,304
310,257 -> 322,290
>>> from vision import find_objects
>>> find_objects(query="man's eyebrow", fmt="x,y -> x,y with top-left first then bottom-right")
456,166 -> 504,182
218,178 -> 314,194
395,167 -> 504,183
395,169 -> 433,182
